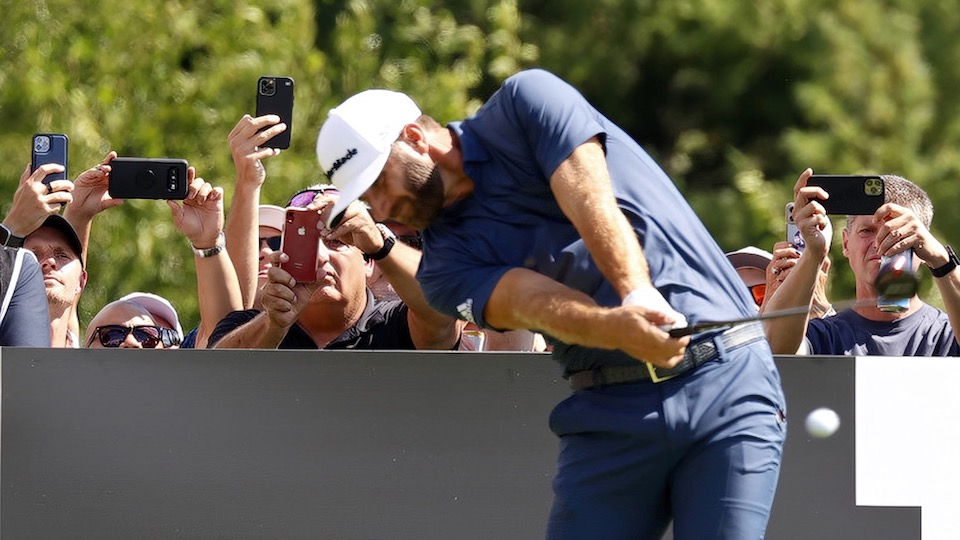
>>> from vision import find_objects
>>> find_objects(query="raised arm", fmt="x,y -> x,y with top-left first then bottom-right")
3,162 -> 72,243
761,169 -> 831,354
875,203 -> 960,348
167,170 -> 243,349
61,152 -> 121,265
321,197 -> 463,350
224,114 -> 285,308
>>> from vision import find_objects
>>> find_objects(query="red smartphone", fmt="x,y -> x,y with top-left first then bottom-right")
279,208 -> 320,282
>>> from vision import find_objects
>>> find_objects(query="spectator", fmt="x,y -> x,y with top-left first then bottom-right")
314,69 -> 784,538
725,246 -> 773,310
84,297 -> 181,349
23,215 -> 86,347
0,246 -> 51,346
765,240 -> 835,318
2,158 -> 82,346
224,114 -> 286,309
115,292 -> 184,347
62,156 -> 242,349
764,170 -> 960,355
209,186 -> 463,350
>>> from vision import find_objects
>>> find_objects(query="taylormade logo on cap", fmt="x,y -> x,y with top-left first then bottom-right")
325,148 -> 358,180
316,89 -> 421,227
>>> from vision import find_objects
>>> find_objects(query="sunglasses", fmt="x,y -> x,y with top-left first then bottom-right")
87,324 -> 181,348
749,283 -> 766,307
259,236 -> 281,251
287,186 -> 340,209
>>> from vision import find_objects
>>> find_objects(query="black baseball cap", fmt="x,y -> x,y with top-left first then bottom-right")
37,215 -> 84,265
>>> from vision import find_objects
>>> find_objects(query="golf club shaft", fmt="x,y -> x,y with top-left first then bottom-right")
667,298 -> 876,338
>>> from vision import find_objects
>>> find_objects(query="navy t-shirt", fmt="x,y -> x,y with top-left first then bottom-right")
417,69 -> 755,373
806,304 -> 960,356
206,290 -> 415,350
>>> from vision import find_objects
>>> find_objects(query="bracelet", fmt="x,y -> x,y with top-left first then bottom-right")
192,231 -> 226,258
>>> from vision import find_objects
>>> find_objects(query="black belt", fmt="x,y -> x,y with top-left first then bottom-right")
567,322 -> 766,390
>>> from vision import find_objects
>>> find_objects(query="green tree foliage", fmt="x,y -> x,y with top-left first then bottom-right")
3,0 -> 960,331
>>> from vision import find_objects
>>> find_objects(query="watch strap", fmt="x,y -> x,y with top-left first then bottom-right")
192,231 -> 226,258
0,223 -> 25,249
930,245 -> 959,278
364,223 -> 396,261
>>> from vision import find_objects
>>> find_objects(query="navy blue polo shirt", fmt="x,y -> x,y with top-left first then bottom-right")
417,69 -> 754,373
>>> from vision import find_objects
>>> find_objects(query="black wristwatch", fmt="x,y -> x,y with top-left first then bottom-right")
930,245 -> 959,278
0,223 -> 25,248
364,223 -> 396,261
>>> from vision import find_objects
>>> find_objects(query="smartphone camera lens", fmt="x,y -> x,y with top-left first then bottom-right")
259,78 -> 276,96
34,136 -> 51,154
167,167 -> 179,192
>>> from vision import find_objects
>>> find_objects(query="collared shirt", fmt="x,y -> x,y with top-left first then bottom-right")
415,69 -> 755,373
206,290 -> 414,350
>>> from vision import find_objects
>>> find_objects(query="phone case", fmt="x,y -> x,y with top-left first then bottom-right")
807,175 -> 884,215
108,157 -> 189,200
255,76 -> 295,149
785,202 -> 804,251
280,209 -> 321,282
32,133 -> 69,184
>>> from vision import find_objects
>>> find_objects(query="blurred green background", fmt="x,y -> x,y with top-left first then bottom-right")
3,0 -> 959,333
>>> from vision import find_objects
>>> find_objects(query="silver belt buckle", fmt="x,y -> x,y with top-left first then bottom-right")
646,362 -> 677,383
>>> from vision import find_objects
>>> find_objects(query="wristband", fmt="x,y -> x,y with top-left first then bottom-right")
930,245 -> 959,278
192,231 -> 226,258
0,223 -> 25,248
364,223 -> 396,262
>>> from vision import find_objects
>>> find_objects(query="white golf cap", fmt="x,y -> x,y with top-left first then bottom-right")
316,89 -> 421,228
258,204 -> 285,232
117,292 -> 184,340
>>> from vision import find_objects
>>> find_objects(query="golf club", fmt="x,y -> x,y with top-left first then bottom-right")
667,298 -> 879,338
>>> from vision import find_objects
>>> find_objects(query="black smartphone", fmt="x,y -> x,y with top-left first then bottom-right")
807,175 -> 884,215
255,76 -> 294,149
32,133 -> 69,184
108,157 -> 189,200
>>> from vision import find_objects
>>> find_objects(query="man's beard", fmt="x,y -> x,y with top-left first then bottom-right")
402,158 -> 444,230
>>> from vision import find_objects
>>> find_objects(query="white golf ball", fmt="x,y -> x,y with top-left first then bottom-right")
805,407 -> 840,438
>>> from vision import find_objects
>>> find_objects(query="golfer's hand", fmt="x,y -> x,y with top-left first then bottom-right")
614,305 -> 690,368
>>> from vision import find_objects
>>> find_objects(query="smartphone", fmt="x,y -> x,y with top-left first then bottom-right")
255,76 -> 294,149
785,202 -> 804,251
280,208 -> 320,282
108,157 -> 189,200
876,249 -> 917,313
807,175 -> 884,215
32,133 -> 69,184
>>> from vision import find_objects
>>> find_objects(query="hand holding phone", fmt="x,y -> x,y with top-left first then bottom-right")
108,157 -> 189,200
255,76 -> 294,149
279,209 -> 321,282
806,175 -> 885,215
785,202 -> 804,251
32,133 -> 69,184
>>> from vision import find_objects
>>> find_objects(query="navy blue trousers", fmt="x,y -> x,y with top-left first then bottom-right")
546,341 -> 786,540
